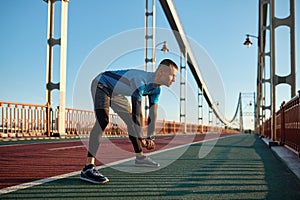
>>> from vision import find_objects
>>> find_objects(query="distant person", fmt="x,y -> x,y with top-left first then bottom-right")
80,59 -> 178,184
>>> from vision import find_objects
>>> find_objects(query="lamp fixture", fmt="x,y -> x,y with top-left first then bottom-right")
155,41 -> 169,53
243,34 -> 253,47
160,41 -> 169,52
243,34 -> 258,47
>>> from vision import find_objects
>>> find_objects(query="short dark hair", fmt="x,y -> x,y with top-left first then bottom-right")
159,59 -> 178,70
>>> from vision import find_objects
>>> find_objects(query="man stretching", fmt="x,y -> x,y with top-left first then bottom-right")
80,59 -> 178,184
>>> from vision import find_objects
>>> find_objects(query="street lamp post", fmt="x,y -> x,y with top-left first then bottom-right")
243,34 -> 262,136
149,41 -> 169,64
144,40 -> 169,112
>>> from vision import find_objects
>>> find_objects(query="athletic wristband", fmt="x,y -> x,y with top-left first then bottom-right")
147,135 -> 155,141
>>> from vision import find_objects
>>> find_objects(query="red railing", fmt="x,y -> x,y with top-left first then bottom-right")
0,101 -> 47,138
261,91 -> 300,153
0,100 -> 239,139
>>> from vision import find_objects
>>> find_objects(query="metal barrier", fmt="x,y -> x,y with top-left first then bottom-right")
0,101 -> 47,138
0,100 -> 239,140
262,91 -> 300,154
282,92 -> 300,152
0,101 -> 128,138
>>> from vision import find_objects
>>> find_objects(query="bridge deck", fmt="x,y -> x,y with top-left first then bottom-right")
1,134 -> 300,199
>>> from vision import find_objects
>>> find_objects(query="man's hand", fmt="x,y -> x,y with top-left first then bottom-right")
141,138 -> 155,150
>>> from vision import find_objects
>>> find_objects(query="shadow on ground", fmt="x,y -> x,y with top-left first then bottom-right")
2,134 -> 300,200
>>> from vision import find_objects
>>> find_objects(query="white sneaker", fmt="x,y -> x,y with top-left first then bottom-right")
135,156 -> 160,167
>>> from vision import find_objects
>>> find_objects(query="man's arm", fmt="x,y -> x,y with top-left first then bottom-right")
131,96 -> 143,138
147,102 -> 158,137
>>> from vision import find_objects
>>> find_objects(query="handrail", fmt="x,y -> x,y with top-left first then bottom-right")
260,91 -> 300,154
0,100 -> 239,139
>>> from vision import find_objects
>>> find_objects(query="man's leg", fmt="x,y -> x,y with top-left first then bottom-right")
110,94 -> 143,154
80,80 -> 110,184
87,108 -> 109,162
111,95 -> 159,167
87,79 -> 111,163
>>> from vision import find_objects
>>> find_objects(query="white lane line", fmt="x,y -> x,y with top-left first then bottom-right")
48,145 -> 85,151
0,171 -> 80,195
0,134 -> 241,195
0,156 -> 136,195
0,139 -> 86,147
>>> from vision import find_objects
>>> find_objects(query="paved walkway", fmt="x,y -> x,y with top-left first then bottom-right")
1,134 -> 300,199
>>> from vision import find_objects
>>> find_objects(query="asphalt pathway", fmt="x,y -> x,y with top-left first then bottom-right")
2,134 -> 300,200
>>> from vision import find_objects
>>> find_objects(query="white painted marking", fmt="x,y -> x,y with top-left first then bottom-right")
48,145 -> 85,151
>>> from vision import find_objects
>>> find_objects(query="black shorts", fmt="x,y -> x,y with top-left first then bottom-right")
91,79 -> 132,114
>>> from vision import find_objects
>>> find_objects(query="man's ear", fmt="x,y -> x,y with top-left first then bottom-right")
156,68 -> 163,76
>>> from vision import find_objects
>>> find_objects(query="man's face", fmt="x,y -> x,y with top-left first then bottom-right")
159,65 -> 178,87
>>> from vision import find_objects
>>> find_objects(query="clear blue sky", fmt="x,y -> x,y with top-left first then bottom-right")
0,1 -> 299,129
